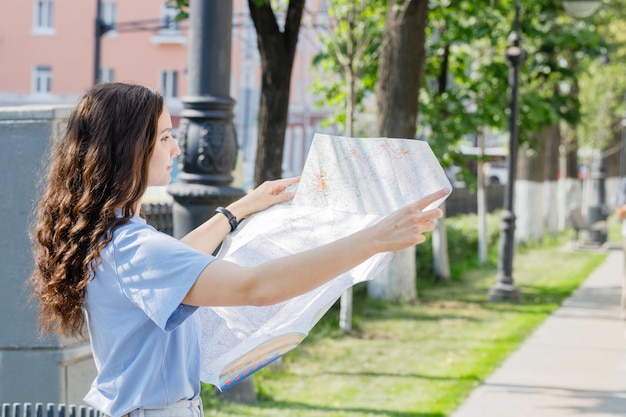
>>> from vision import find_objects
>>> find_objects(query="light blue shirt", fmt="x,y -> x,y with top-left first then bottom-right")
83,214 -> 214,417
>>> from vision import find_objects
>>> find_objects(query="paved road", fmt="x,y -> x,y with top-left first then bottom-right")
450,249 -> 626,417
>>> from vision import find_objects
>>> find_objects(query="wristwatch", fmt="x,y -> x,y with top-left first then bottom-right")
215,206 -> 238,232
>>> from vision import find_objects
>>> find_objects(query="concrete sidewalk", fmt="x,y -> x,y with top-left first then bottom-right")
451,248 -> 626,417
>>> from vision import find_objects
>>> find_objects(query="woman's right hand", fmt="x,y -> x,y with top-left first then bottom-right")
184,187 -> 451,307
366,188 -> 449,254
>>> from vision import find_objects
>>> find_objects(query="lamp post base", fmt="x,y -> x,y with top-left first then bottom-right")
489,282 -> 521,302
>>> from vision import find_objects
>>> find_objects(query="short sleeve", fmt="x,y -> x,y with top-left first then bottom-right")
112,223 -> 214,331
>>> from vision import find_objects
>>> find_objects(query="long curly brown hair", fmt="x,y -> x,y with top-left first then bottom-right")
29,82 -> 164,337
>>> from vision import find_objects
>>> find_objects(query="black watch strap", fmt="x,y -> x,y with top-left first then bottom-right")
215,206 -> 238,232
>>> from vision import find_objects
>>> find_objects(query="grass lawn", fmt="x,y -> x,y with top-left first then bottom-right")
201,221 -> 614,417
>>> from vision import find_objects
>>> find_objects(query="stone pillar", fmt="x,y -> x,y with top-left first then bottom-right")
0,105 -> 97,405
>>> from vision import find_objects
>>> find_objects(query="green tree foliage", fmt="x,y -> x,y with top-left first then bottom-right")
576,0 -> 626,151
518,1 -> 606,132
168,0 -> 305,186
421,1 -> 607,179
312,0 -> 618,181
247,0 -> 305,185
421,0 -> 511,181
310,0 -> 385,136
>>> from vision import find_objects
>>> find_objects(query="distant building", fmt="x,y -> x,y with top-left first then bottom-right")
0,0 -> 332,188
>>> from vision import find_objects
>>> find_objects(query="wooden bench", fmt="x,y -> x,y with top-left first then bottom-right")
568,206 -> 608,244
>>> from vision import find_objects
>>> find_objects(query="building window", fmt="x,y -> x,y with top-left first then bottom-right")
151,3 -> 186,45
160,3 -> 180,34
33,0 -> 55,35
102,2 -> 117,35
159,70 -> 178,98
100,67 -> 115,83
33,66 -> 52,94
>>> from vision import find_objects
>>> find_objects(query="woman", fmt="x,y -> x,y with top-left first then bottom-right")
29,82 -> 447,417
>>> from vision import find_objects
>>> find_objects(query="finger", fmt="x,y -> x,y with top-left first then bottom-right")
275,176 -> 301,187
274,190 -> 296,203
282,175 -> 301,183
418,208 -> 444,221
419,220 -> 437,234
272,176 -> 301,193
413,188 -> 450,211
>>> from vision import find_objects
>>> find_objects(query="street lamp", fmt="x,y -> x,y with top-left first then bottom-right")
93,0 -> 183,85
94,0 -> 107,84
489,2 -> 524,302
562,0 -> 602,18
489,0 -> 601,302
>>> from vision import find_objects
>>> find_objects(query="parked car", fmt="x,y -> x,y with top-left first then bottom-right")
486,161 -> 508,185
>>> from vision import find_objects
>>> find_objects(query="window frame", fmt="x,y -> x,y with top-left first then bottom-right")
32,65 -> 52,95
151,3 -> 186,45
32,0 -> 55,35
100,67 -> 115,83
159,70 -> 179,99
101,1 -> 118,36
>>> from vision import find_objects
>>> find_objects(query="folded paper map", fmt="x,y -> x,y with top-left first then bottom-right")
198,133 -> 452,390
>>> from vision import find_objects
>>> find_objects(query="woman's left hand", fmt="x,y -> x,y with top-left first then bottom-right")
228,176 -> 300,220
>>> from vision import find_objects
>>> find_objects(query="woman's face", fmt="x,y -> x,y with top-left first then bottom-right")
147,106 -> 181,187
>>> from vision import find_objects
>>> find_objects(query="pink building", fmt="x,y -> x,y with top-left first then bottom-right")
0,0 -> 331,187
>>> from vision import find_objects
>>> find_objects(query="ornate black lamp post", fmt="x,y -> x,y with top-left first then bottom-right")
489,2 -> 524,302
166,0 -> 253,402
167,0 -> 245,239
489,0 -> 601,301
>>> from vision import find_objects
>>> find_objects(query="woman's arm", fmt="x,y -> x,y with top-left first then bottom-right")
181,177 -> 300,254
182,188 -> 449,307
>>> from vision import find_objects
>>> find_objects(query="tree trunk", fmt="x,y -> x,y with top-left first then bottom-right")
339,67 -> 355,332
249,0 -> 305,186
432,202 -> 450,281
477,129 -> 488,264
557,77 -> 583,231
557,123 -> 582,231
606,129 -> 621,178
369,0 -> 428,303
543,123 -> 560,236
339,30 -> 357,333
223,0 -> 304,402
605,102 -> 625,203
515,131 -> 546,243
375,0 -> 427,136
430,42 -> 451,280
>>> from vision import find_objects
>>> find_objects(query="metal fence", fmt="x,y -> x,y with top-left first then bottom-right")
143,202 -> 174,235
1,403 -> 104,417
446,185 -> 505,217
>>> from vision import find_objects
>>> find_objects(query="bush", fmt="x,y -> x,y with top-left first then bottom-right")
416,211 -> 501,281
